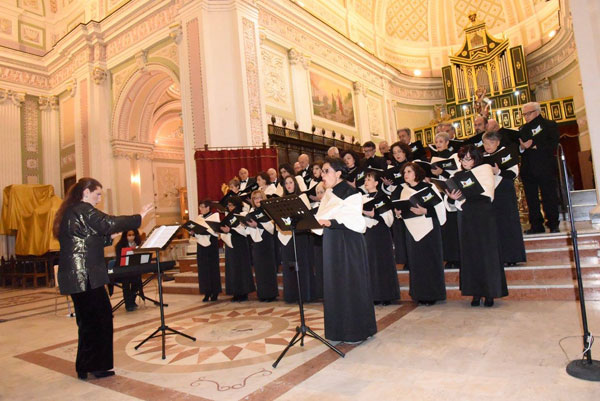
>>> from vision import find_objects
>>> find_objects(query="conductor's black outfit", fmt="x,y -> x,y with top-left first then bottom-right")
519,115 -> 560,232
57,202 -> 141,377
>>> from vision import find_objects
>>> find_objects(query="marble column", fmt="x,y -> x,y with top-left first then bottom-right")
571,0 -> 600,220
288,48 -> 312,132
39,96 -> 61,196
353,82 -> 370,143
0,89 -> 24,258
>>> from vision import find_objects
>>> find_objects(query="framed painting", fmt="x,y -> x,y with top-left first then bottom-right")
309,71 -> 355,128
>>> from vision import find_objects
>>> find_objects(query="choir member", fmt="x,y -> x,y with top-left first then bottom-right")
398,163 -> 447,305
316,157 -> 377,343
267,168 -> 279,187
385,142 -> 412,266
245,190 -> 279,302
341,150 -> 361,188
446,145 -> 508,307
221,196 -> 256,302
397,127 -> 411,145
278,175 -> 313,303
430,132 -> 461,270
362,172 -> 400,305
482,131 -> 526,266
309,182 -> 326,301
294,161 -> 302,174
276,163 -> 307,196
378,140 -> 392,164
362,141 -> 388,171
327,146 -> 340,158
238,168 -> 256,191
114,229 -> 143,311
256,171 -> 277,196
308,162 -> 322,189
298,153 -> 312,187
192,200 -> 221,302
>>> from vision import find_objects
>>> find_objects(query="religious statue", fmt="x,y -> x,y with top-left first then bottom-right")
474,87 -> 491,118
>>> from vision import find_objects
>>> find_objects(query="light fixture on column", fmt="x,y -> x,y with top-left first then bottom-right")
413,69 -> 422,76
131,173 -> 140,185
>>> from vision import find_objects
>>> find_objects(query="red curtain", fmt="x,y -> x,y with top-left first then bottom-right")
195,147 -> 278,202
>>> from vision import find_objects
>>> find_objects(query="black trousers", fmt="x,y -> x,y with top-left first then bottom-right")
522,174 -> 559,230
71,286 -> 113,373
121,276 -> 142,308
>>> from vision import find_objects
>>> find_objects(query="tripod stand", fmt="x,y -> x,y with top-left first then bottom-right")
133,246 -> 196,360
261,196 -> 345,368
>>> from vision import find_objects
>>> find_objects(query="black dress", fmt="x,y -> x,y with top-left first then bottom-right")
401,182 -> 447,302
457,194 -> 508,299
363,194 -> 400,303
317,181 -> 377,342
247,210 -> 279,300
492,170 -> 527,264
195,212 -> 222,297
279,231 -> 313,303
386,162 -> 408,265
224,225 -> 256,297
309,201 -> 324,301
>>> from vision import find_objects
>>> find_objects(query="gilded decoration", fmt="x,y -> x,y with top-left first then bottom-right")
92,67 -> 107,85
242,17 -> 264,146
23,96 -> 41,184
261,46 -> 291,111
385,0 -> 428,42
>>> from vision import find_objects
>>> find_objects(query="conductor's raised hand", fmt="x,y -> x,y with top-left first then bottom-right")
318,219 -> 331,227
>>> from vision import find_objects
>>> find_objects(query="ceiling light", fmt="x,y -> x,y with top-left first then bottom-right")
413,69 -> 422,76
549,30 -> 556,38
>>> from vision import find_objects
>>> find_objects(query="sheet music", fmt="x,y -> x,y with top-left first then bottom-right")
140,225 -> 180,249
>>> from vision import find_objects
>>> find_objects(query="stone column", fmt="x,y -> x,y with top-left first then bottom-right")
0,89 -> 24,257
288,48 -> 312,132
353,82 -> 370,143
39,96 -> 61,195
533,78 -> 553,102
571,0 -> 600,221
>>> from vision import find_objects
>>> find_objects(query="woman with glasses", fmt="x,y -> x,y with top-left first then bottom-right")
316,157 -> 376,343
446,145 -> 508,307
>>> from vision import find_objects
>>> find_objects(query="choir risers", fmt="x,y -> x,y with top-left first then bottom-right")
560,189 -> 598,222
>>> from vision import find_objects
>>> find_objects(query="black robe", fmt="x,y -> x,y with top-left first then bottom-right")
364,210 -> 400,302
456,194 -> 508,298
248,217 -> 279,300
196,236 -> 221,296
401,182 -> 447,302
492,171 -> 527,264
317,181 -> 377,342
280,232 -> 313,303
224,230 -> 256,296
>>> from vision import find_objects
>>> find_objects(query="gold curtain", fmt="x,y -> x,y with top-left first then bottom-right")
0,185 -> 61,255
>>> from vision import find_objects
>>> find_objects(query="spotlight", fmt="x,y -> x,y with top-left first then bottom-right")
413,69 -> 422,76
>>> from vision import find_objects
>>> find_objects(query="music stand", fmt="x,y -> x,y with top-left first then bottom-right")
261,195 -> 345,368
133,225 -> 197,359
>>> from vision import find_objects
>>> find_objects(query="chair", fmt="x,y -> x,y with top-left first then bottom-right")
53,265 -> 74,317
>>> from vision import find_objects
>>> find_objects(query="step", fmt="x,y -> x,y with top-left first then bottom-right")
570,189 -> 598,206
522,231 -> 600,249
400,285 -> 600,301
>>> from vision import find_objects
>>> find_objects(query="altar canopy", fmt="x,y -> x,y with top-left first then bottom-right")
0,185 -> 61,256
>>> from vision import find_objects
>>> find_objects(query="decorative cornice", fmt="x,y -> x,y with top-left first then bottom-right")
67,78 -> 77,97
38,96 -> 59,111
169,23 -> 182,45
0,88 -> 26,106
135,50 -> 149,72
111,139 -> 155,160
353,81 -> 366,96
288,48 -> 310,69
92,67 -> 108,85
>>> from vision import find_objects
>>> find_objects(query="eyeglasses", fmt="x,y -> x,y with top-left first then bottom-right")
523,110 -> 537,117
322,168 -> 332,174
461,157 -> 473,161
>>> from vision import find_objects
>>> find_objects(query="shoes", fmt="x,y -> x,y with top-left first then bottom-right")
484,297 -> 494,307
202,294 -> 210,302
238,294 -> 248,302
210,293 -> 219,302
471,297 -> 481,307
265,297 -> 276,302
231,295 -> 239,302
524,228 -> 545,235
382,301 -> 391,306
77,370 -> 115,380
549,227 -> 560,233
418,300 -> 436,306
125,304 -> 137,312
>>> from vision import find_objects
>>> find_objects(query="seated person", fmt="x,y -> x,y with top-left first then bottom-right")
114,229 -> 143,311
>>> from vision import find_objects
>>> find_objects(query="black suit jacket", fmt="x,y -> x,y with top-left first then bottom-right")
361,155 -> 387,171
518,115 -> 560,178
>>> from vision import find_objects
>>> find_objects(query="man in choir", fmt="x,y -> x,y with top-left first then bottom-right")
487,119 -> 520,153
519,102 -> 560,234
378,140 -> 392,164
267,168 -> 279,186
467,115 -> 487,148
327,146 -> 340,158
397,128 -> 411,145
293,161 -> 302,174
238,168 -> 255,191
362,141 -> 387,170
298,153 -> 312,186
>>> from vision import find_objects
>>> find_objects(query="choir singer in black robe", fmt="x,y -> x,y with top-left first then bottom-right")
315,157 -> 377,343
446,145 -> 508,307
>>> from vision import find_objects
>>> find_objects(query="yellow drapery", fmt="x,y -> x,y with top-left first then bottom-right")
0,184 -> 61,255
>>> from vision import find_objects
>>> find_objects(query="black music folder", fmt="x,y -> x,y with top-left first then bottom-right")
382,165 -> 404,185
363,193 -> 393,215
431,157 -> 459,171
392,200 -> 418,219
181,220 -> 209,235
483,147 -> 519,170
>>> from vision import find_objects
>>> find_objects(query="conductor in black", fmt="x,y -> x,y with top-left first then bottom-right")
518,101 -> 560,234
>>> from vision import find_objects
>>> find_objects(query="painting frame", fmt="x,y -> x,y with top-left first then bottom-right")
309,69 -> 356,129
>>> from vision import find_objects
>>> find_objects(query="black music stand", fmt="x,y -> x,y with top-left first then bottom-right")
133,225 -> 196,359
261,195 -> 345,368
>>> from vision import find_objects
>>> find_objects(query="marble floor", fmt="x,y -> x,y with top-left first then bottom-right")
1,285 -> 600,401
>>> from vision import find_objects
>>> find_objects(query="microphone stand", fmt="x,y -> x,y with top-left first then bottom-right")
559,144 -> 600,381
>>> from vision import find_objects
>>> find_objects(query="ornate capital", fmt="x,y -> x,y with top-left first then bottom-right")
288,48 -> 310,69
67,78 -> 77,98
169,23 -> 182,44
353,81 -> 365,96
111,139 -> 154,160
11,91 -> 26,107
92,67 -> 107,85
135,50 -> 149,72
39,96 -> 59,111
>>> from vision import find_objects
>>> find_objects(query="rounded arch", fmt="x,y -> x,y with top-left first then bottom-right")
112,62 -> 180,143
